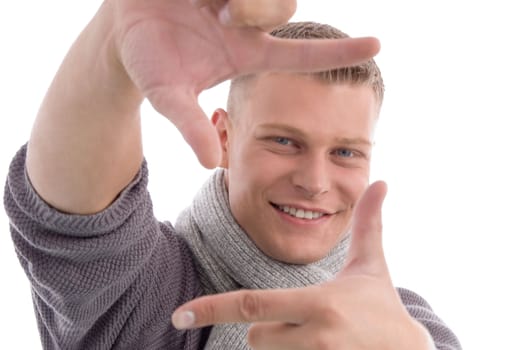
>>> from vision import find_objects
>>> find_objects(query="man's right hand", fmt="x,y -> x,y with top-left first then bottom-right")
27,0 -> 379,214
113,0 -> 380,167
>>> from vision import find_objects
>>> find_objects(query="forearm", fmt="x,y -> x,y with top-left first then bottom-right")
27,1 -> 144,214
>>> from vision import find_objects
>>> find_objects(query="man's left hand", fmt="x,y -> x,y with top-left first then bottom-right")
172,181 -> 434,349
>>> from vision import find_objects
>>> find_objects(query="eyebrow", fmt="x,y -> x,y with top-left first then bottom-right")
256,123 -> 373,147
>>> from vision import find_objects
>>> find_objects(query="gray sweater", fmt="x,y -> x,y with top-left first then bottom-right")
4,145 -> 461,349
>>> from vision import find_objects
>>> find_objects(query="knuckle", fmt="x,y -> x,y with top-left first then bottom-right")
238,291 -> 264,321
197,295 -> 218,325
315,295 -> 345,325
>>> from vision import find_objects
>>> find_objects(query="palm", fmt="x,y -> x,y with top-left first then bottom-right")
119,1 -> 260,95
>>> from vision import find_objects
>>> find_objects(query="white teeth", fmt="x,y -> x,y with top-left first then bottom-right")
277,205 -> 325,220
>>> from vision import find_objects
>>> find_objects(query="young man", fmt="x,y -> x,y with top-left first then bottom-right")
4,0 -> 461,349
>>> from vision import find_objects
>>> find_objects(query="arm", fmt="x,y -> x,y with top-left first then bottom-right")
26,1 -> 143,215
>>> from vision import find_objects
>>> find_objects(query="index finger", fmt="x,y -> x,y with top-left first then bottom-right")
172,287 -> 312,329
243,36 -> 381,75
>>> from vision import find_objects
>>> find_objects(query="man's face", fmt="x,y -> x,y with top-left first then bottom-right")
215,73 -> 378,264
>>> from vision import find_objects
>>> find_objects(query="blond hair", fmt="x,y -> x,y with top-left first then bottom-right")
227,21 -> 384,117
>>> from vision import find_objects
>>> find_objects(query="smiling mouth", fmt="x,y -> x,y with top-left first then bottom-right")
271,203 -> 328,220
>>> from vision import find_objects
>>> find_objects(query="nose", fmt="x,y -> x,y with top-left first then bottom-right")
291,153 -> 330,198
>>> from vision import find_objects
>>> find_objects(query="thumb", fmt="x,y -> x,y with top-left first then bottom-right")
147,86 -> 221,169
342,181 -> 388,277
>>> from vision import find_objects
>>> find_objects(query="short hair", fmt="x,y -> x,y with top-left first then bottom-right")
227,21 -> 385,117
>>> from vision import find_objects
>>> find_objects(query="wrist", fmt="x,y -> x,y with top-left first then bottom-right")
89,1 -> 144,114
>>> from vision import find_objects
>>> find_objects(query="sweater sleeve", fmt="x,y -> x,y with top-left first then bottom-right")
397,287 -> 462,350
3,145 -> 205,350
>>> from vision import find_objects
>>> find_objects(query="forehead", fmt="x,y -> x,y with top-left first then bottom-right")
234,73 -> 378,139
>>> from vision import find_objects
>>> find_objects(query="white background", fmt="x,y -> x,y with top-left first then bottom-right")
1,1 -> 525,349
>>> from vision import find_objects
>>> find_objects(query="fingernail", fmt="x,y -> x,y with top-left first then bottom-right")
173,311 -> 195,329
219,6 -> 231,24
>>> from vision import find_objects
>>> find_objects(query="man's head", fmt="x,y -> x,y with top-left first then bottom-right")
212,22 -> 384,264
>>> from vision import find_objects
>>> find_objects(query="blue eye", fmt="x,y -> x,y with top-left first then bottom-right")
273,137 -> 292,145
335,149 -> 355,158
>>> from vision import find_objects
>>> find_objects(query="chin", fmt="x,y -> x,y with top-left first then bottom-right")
269,247 -> 329,265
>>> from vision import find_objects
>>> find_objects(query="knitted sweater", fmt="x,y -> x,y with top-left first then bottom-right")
4,145 -> 461,349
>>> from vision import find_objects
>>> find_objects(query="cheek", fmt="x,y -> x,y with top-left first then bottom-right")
227,155 -> 271,211
337,170 -> 370,207
233,144 -> 293,182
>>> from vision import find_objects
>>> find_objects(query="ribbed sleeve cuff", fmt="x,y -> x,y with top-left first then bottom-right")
5,144 -> 149,237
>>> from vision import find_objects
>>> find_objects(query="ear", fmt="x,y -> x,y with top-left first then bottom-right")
211,108 -> 231,168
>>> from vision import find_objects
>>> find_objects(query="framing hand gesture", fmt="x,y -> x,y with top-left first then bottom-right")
172,182 -> 434,349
